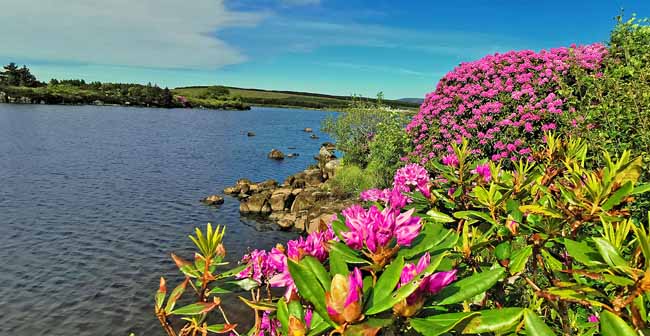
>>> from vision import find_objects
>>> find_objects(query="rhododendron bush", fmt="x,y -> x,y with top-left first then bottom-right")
153,134 -> 650,335
406,44 -> 608,166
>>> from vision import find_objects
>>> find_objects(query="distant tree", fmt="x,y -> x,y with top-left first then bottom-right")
2,63 -> 19,86
17,65 -> 38,87
162,87 -> 173,107
205,85 -> 230,99
49,78 -> 60,85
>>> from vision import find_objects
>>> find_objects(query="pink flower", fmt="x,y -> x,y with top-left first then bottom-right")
360,188 -> 390,202
442,154 -> 459,167
588,315 -> 599,323
472,163 -> 491,182
394,164 -> 431,197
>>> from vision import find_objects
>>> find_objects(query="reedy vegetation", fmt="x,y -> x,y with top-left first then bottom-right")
153,15 -> 650,335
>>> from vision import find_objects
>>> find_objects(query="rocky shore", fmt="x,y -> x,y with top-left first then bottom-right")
214,144 -> 356,233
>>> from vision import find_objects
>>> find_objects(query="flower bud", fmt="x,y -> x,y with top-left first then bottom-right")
325,268 -> 363,324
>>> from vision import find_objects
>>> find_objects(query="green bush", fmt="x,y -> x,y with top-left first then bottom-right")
562,14 -> 650,221
367,111 -> 412,188
325,163 -> 381,197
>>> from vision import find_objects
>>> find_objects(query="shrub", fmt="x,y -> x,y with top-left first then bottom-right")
322,94 -> 405,167
325,163 -> 381,198
406,43 -> 607,167
155,134 -> 650,335
367,111 -> 413,188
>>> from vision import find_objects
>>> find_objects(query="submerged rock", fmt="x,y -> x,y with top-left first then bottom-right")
201,195 -> 224,205
247,131 -> 256,137
268,149 -> 285,160
303,127 -> 313,133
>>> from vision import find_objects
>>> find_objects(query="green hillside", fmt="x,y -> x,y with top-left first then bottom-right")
173,86 -> 420,110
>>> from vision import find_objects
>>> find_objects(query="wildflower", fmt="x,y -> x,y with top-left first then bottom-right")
472,163 -> 491,182
393,163 -> 431,197
259,310 -> 282,336
326,268 -> 364,324
442,154 -> 459,167
588,315 -> 599,323
393,253 -> 457,317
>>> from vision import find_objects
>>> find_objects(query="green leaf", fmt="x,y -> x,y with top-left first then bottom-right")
519,205 -> 563,219
365,253 -> 445,315
206,324 -> 237,334
453,210 -> 497,226
329,248 -> 349,276
170,302 -> 217,316
462,308 -> 524,334
238,296 -> 277,311
563,239 -> 604,267
434,267 -> 505,305
398,222 -> 457,260
410,312 -> 478,336
288,259 -> 334,326
425,210 -> 455,223
600,311 -> 637,336
592,238 -> 631,272
302,256 -> 332,290
602,181 -> 633,211
164,278 -> 189,314
494,242 -> 511,261
219,264 -> 247,278
277,299 -> 289,335
328,241 -> 370,264
509,245 -> 532,275
368,256 -> 404,309
631,183 -> 650,195
524,309 -> 556,336
307,313 -> 331,336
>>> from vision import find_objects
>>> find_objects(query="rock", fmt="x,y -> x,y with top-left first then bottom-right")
270,188 -> 293,211
241,191 -> 272,213
287,153 -> 300,158
304,169 -> 324,186
310,134 -> 319,139
288,146 -> 297,149
277,213 -> 297,229
308,213 -> 335,233
239,183 -> 251,195
304,127 -> 313,133
291,191 -> 316,213
201,194 -> 224,205
224,186 -> 239,195
268,149 -> 285,160
324,159 -> 341,180
321,142 -> 336,151
294,215 -> 307,231
247,131 -> 256,137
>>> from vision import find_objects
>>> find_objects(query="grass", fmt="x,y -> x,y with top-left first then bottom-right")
173,86 -> 420,111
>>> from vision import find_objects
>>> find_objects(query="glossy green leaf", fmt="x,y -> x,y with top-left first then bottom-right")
164,278 -> 189,314
329,248 -> 349,276
328,241 -> 370,264
593,238 -> 631,272
277,298 -> 289,335
368,256 -> 404,308
600,311 -> 637,336
462,308 -> 524,334
238,296 -> 277,311
509,245 -> 532,274
288,259 -> 334,326
398,222 -> 456,260
302,256 -> 331,290
454,210 -> 497,225
434,267 -> 505,305
494,242 -> 511,261
602,181 -> 633,211
170,302 -> 217,316
563,239 -> 604,267
519,205 -> 563,219
524,309 -> 556,336
410,312 -> 478,336
425,210 -> 455,223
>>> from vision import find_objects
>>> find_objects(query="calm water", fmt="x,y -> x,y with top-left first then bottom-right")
0,104 -> 334,335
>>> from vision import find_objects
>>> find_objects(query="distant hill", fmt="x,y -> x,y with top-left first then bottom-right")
398,98 -> 424,105
173,86 -> 420,110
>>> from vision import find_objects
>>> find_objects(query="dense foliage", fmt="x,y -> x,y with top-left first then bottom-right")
323,95 -> 413,191
155,135 -> 650,335
0,64 -> 248,110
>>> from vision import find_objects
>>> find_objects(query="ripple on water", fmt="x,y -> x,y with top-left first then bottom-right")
0,105 -> 334,335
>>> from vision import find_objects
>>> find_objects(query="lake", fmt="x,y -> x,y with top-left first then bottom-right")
0,104 -> 335,335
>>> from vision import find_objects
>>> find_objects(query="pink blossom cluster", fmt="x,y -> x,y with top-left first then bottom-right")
406,44 -> 608,165
360,163 -> 431,208
236,229 -> 335,299
340,205 -> 421,252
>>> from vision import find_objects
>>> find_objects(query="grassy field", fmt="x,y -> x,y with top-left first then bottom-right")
173,86 -> 420,110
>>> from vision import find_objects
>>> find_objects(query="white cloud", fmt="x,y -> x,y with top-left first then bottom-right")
0,0 -> 265,69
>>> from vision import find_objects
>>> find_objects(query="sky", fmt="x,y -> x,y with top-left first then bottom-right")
0,0 -> 649,99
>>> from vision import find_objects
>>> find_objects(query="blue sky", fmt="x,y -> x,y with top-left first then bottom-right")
0,0 -> 648,99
